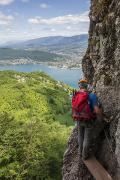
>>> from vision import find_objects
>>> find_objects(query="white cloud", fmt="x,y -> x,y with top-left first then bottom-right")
0,0 -> 14,5
66,26 -> 71,30
28,11 -> 89,25
0,24 -> 89,44
51,28 -> 55,32
40,3 -> 50,9
0,11 -> 89,44
0,11 -> 14,25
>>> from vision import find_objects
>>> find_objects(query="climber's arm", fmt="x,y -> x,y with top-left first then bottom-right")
89,93 -> 103,120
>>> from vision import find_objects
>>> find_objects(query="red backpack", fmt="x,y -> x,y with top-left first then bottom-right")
72,91 -> 94,121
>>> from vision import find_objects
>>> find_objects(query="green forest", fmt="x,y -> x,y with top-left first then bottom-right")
0,48 -> 64,62
0,71 -> 73,180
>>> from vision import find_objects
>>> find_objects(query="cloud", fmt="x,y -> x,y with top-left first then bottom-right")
51,28 -> 55,32
0,0 -> 14,5
28,11 -> 89,25
0,11 -> 89,43
0,11 -> 14,25
0,23 -> 89,44
40,3 -> 50,9
66,26 -> 71,30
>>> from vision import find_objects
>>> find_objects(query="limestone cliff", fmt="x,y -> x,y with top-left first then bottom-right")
62,0 -> 120,179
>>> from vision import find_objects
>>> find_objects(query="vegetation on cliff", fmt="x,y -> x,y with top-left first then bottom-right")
0,71 -> 73,180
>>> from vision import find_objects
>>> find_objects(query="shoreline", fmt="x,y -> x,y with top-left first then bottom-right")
0,61 -> 82,70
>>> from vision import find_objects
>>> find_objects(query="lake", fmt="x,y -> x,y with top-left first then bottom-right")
0,64 -> 83,88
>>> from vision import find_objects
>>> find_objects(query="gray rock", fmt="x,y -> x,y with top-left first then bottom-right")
63,0 -> 120,179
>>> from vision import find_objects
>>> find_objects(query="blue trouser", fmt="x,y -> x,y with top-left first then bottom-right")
77,120 -> 104,160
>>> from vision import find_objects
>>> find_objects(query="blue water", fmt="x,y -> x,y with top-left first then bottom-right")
0,64 -> 83,88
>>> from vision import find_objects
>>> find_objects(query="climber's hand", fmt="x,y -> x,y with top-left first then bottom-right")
94,105 -> 102,115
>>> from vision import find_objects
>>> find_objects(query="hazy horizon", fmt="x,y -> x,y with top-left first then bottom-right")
0,33 -> 88,45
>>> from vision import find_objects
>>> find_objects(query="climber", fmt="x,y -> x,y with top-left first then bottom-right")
72,79 -> 104,160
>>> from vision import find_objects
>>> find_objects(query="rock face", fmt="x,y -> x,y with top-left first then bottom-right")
62,0 -> 120,179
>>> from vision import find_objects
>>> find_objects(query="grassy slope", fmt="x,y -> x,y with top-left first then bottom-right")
0,71 -> 74,180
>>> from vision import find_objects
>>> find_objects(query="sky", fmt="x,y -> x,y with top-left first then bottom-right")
0,0 -> 90,43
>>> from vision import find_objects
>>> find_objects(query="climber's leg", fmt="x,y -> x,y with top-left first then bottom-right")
92,119 -> 105,154
77,121 -> 84,156
93,119 -> 105,137
82,127 -> 93,160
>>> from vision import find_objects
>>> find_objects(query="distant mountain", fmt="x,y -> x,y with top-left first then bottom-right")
0,34 -> 88,65
0,48 -> 63,61
2,34 -> 88,48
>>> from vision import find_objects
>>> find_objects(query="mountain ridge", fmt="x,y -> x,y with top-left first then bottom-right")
2,34 -> 88,48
